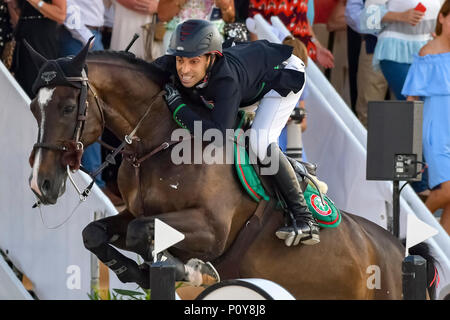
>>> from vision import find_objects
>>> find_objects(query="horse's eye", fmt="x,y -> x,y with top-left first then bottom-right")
63,105 -> 76,115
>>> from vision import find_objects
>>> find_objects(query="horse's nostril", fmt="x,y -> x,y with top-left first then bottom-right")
41,179 -> 51,194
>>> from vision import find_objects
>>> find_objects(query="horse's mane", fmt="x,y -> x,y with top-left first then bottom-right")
87,50 -> 169,86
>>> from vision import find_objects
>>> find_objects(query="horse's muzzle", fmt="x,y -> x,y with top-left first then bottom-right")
29,175 -> 58,205
29,145 -> 70,205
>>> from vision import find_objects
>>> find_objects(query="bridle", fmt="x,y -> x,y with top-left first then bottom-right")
32,66 -> 173,206
32,69 -> 104,155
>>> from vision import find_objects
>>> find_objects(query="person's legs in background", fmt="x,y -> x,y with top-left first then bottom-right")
59,27 -> 105,56
59,27 -> 83,57
346,26 -> 362,114
81,141 -> 104,188
442,201 -> 450,235
378,60 -> 411,100
355,42 -> 389,127
425,181 -> 450,235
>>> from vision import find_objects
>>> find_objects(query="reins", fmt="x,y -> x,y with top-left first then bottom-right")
78,89 -> 167,201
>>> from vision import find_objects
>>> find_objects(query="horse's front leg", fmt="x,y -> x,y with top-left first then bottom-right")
126,208 -> 222,286
81,209 -> 151,289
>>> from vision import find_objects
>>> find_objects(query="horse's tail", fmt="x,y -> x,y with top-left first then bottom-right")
402,240 -> 439,299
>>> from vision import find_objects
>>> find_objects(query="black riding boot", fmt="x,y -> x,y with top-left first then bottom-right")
269,145 -> 320,246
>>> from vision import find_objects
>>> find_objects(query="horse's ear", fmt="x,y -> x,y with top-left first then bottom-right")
23,40 -> 47,70
71,36 -> 95,72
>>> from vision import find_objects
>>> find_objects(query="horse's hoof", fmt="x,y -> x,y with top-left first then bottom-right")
185,259 -> 220,287
201,262 -> 221,287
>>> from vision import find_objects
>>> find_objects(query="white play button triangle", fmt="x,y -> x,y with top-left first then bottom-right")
405,212 -> 438,256
153,219 -> 185,262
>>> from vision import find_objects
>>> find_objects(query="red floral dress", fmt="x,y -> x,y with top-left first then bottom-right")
248,0 -> 317,61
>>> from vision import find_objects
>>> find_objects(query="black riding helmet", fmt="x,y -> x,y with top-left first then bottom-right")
167,19 -> 223,57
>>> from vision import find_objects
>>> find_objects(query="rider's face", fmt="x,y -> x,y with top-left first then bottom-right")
176,55 -> 210,88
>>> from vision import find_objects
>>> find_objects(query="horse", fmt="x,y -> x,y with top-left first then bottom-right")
25,40 -> 422,299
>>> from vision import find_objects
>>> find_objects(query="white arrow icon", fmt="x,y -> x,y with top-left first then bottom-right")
153,219 -> 185,262
405,212 -> 438,257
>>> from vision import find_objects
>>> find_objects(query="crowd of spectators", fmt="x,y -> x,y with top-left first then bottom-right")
0,0 -> 448,233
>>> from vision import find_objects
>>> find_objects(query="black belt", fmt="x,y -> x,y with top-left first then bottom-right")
20,15 -> 44,20
86,25 -> 102,32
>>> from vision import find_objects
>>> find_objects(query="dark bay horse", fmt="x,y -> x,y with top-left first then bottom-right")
27,43 -> 408,299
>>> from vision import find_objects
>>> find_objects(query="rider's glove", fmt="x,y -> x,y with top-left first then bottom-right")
164,83 -> 184,113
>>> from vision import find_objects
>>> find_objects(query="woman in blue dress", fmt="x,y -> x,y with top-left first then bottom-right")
402,0 -> 450,235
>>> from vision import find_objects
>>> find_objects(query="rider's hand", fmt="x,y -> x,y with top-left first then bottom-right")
401,8 -> 425,26
119,0 -> 158,14
136,0 -> 158,14
164,83 -> 184,113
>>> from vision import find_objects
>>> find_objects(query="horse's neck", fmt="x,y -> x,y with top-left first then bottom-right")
88,61 -> 177,150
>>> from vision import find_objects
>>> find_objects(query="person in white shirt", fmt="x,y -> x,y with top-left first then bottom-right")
108,0 -> 164,60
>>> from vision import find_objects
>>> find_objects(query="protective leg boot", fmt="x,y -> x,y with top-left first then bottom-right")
184,258 -> 221,287
269,145 -> 320,246
158,251 -> 220,287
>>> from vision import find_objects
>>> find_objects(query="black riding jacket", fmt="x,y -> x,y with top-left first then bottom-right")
151,40 -> 305,135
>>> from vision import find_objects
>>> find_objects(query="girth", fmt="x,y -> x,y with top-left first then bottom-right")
213,198 -> 277,280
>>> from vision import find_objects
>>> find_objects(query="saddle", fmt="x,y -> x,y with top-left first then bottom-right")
233,110 -> 325,200
214,111 -> 339,280
235,111 -> 339,228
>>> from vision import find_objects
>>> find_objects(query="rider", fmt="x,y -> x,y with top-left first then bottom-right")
152,19 -> 320,247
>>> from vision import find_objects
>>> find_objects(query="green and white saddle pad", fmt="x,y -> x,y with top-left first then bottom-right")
304,184 -> 341,228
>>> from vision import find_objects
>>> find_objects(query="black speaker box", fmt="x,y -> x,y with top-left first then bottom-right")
367,101 -> 423,181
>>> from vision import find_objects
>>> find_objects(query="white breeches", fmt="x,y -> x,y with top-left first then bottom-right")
249,54 -> 306,161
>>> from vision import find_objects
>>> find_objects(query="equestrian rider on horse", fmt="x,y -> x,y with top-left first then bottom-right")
152,19 -> 320,247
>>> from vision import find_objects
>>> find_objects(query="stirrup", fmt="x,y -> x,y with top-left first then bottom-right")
275,219 -> 320,247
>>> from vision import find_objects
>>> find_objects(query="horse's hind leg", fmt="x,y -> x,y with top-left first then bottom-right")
82,209 -> 151,289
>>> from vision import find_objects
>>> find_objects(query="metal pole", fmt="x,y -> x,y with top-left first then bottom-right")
90,210 -> 105,297
393,180 -> 400,238
150,261 -> 176,300
402,255 -> 427,300
286,122 -> 303,161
